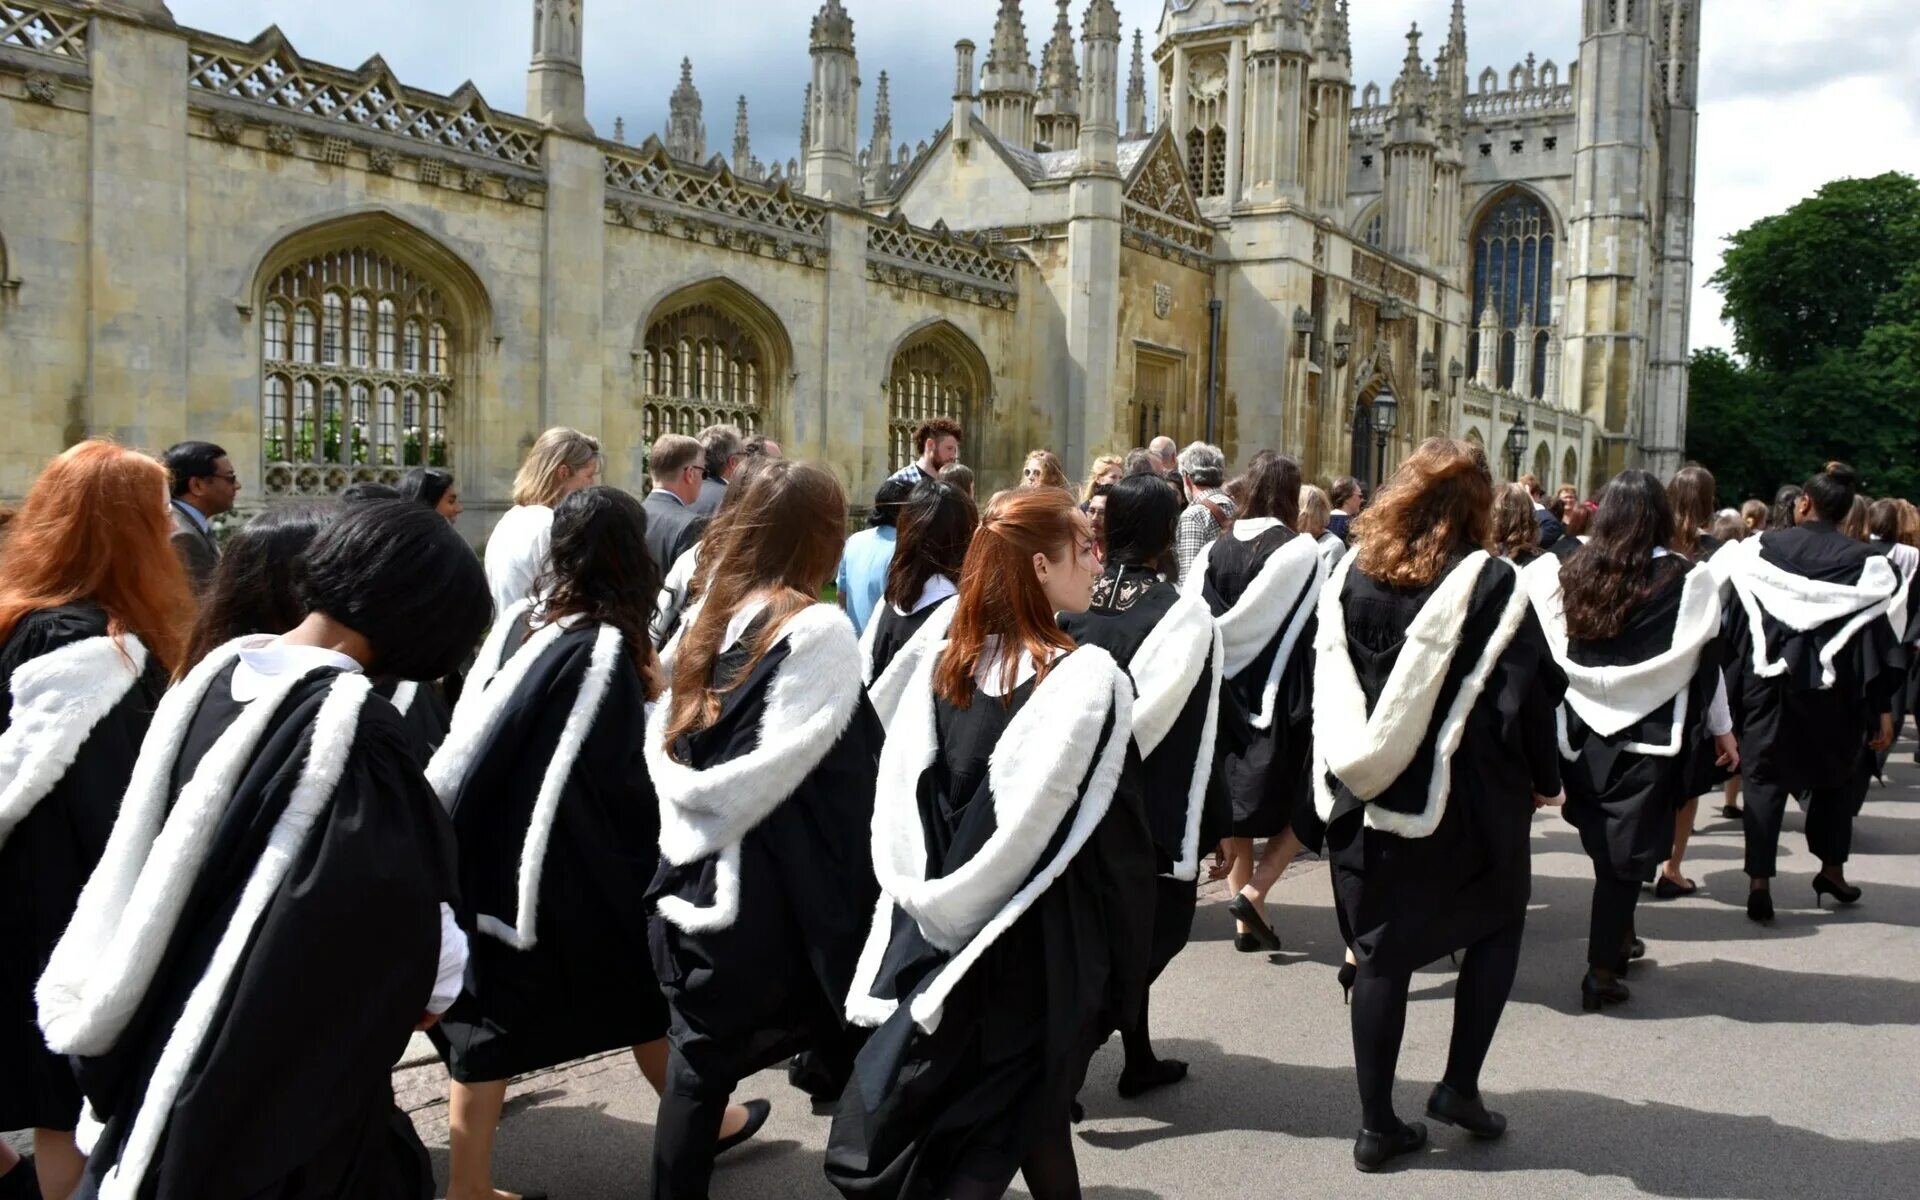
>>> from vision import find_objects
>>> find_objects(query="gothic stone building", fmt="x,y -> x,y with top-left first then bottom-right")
0,0 -> 1700,533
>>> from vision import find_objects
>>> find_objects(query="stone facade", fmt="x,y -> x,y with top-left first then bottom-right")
0,0 -> 1701,536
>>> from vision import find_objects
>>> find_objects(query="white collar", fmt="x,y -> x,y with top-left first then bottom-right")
1232,516 -> 1283,541
975,635 -> 1060,698
722,599 -> 771,653
1652,545 -> 1672,559
899,575 -> 959,616
232,635 -> 362,703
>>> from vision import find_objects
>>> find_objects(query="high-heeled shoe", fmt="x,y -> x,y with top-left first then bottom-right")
1227,894 -> 1282,951
1338,960 -> 1357,1005
1580,970 -> 1629,1012
1813,875 -> 1863,907
1747,888 -> 1774,923
1426,1083 -> 1507,1139
1117,1057 -> 1189,1099
1353,1121 -> 1427,1172
714,1099 -> 772,1157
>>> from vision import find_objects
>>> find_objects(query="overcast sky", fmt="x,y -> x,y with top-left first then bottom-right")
170,0 -> 1920,355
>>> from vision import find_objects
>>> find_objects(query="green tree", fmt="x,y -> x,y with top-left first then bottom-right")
1683,348 -> 1788,504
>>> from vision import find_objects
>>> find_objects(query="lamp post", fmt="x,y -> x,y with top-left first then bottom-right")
1371,385 -> 1399,489
1506,408 -> 1530,482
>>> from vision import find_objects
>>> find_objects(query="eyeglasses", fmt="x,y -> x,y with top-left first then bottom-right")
210,472 -> 239,485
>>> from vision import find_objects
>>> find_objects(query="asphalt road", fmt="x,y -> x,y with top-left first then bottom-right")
391,748 -> 1920,1199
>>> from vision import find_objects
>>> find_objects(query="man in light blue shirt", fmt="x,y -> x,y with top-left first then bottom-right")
837,478 -> 915,634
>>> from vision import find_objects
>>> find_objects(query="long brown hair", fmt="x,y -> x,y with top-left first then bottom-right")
539,486 -> 665,696
884,481 -> 978,609
1667,464 -> 1716,561
1561,470 -> 1674,640
0,440 -> 193,675
663,460 -> 846,755
934,488 -> 1083,708
1351,438 -> 1493,589
1022,449 -> 1070,492
1841,494 -> 1871,542
684,451 -> 776,606
1490,483 -> 1541,562
1242,453 -> 1303,525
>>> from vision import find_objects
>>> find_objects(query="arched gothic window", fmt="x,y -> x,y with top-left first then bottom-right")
886,327 -> 985,470
1467,190 -> 1557,395
1184,54 -> 1229,199
640,302 -> 767,442
260,247 -> 455,496
1357,204 -> 1384,248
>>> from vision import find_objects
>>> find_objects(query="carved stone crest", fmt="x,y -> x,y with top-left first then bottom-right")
264,124 -> 296,154
23,73 -> 57,104
1153,283 -> 1173,320
503,176 -> 530,203
461,169 -> 493,195
368,147 -> 395,175
212,112 -> 245,143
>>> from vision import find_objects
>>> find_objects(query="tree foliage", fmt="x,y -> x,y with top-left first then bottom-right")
1689,173 -> 1920,503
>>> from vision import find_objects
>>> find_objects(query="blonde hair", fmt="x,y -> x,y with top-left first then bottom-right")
1298,484 -> 1331,538
1081,454 -> 1124,503
512,427 -> 602,508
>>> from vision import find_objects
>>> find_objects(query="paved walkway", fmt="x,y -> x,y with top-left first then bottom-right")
391,742 -> 1920,1199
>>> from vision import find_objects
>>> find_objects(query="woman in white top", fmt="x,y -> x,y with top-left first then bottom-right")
485,427 -> 602,615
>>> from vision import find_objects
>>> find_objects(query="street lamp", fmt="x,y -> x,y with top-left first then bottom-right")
1506,408 -> 1530,481
1371,385 -> 1399,488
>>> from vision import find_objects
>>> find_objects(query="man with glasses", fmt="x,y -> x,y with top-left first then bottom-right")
643,434 -> 710,575
163,440 -> 239,593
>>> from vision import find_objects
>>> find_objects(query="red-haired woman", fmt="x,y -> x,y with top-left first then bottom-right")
1310,438 -> 1565,1172
830,488 -> 1154,1200
0,441 -> 190,1198
645,460 -> 885,1200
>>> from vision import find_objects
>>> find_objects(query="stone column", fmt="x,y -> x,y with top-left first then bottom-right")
1224,37 -> 1246,207
535,135 -> 608,451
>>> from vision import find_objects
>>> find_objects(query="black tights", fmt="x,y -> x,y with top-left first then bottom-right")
1588,874 -> 1640,970
1121,987 -> 1156,1069
1349,918 -> 1526,1132
946,1116 -> 1080,1200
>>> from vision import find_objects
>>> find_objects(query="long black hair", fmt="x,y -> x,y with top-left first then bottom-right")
1559,470 -> 1675,641
186,505 -> 333,667
398,467 -> 455,509
1103,471 -> 1183,574
537,486 -> 663,694
884,480 -> 977,609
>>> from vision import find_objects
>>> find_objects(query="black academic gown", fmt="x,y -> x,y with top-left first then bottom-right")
60,662 -> 455,1200
428,622 -> 670,1083
1,606 -> 162,1132
866,600 -> 950,685
374,678 -> 453,766
1321,557 -> 1565,975
647,610 -> 883,1090
827,648 -> 1154,1199
1195,523 -> 1321,840
1725,522 -> 1901,796
1059,564 -> 1231,981
1556,559 -> 1726,880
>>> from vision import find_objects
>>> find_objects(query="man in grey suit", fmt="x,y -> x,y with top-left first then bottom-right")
643,434 -> 709,574
163,441 -> 239,594
691,424 -> 744,517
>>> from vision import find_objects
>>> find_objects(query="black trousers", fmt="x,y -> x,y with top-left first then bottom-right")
652,1042 -> 733,1200
1588,874 -> 1640,970
1742,772 -> 1866,877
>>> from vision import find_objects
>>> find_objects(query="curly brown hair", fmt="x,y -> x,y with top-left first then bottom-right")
1351,438 -> 1493,588
1490,483 -> 1541,563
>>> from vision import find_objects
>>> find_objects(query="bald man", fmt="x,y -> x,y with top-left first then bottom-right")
1148,436 -> 1179,477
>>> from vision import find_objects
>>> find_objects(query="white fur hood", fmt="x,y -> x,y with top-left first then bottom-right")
1,633 -> 148,853
1722,535 -> 1899,688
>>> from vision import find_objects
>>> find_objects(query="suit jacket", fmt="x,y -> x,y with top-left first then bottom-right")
170,502 -> 220,594
643,489 -> 707,575
1534,506 -> 1565,552
690,475 -> 728,518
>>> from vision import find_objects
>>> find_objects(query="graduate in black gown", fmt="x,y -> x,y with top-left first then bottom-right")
1182,453 -> 1326,952
862,480 -> 977,728
1866,499 -> 1920,780
427,486 -> 763,1200
829,487 -> 1154,1200
1,442 -> 191,1200
38,501 -> 490,1200
1718,463 -> 1902,921
1309,438 -> 1566,1172
1521,471 -> 1738,1012
1057,474 -> 1230,1099
645,460 -> 883,1200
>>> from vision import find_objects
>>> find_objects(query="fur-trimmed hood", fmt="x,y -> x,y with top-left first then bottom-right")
648,604 -> 864,933
861,596 -> 958,730
847,642 -> 1133,1032
1182,529 -> 1325,730
1,633 -> 148,853
1125,594 -> 1223,882
1722,536 -> 1899,688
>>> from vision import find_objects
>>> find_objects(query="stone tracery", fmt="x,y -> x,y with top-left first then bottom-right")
886,324 -> 986,469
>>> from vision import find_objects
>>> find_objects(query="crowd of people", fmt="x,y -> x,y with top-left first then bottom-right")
1,417 -> 1914,1198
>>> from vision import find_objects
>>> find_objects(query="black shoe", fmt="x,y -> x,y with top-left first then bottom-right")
714,1099 -> 772,1157
1628,937 -> 1646,960
1338,960 -> 1358,1005
1227,894 -> 1282,951
1813,875 -> 1863,907
1721,804 -> 1743,820
1233,932 -> 1263,953
0,1156 -> 40,1200
1070,1099 -> 1085,1124
1426,1083 -> 1507,1139
1581,970 -> 1630,1012
1117,1057 -> 1189,1099
1653,874 -> 1696,900
1613,936 -> 1646,976
1353,1121 -> 1428,1173
1746,888 -> 1774,923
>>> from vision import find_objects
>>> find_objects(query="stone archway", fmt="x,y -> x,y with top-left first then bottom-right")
637,277 -> 793,444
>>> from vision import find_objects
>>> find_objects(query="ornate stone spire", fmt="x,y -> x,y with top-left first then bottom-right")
1125,28 -> 1147,137
526,0 -> 589,135
866,71 -> 894,194
809,0 -> 854,51
980,0 -> 1038,146
800,82 -> 812,155
666,57 -> 706,161
1035,0 -> 1080,149
804,0 -> 861,203
984,0 -> 1031,79
1390,24 -> 1430,118
613,115 -> 625,143
1077,0 -> 1120,170
732,96 -> 752,173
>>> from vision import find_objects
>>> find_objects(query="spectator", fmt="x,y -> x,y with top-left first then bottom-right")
742,432 -> 783,459
398,466 -> 463,523
937,461 -> 975,498
1741,498 -> 1769,534
837,478 -> 914,634
1148,435 -> 1179,477
1298,483 -> 1347,573
1122,448 -> 1157,477
1173,441 -> 1234,579
889,417 -> 963,486
1520,473 -> 1565,550
1021,449 -> 1070,491
163,440 -> 240,594
338,482 -> 401,504
642,434 -> 709,575
692,424 -> 746,517
486,427 -> 601,615
1328,475 -> 1363,542
1083,454 -> 1125,501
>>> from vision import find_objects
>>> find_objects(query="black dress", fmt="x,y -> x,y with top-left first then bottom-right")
1314,553 -> 1565,974
1,605 -> 163,1132
1189,520 -> 1325,840
426,620 -> 669,1083
865,600 -> 949,683
827,645 -> 1154,1198
42,652 -> 456,1200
